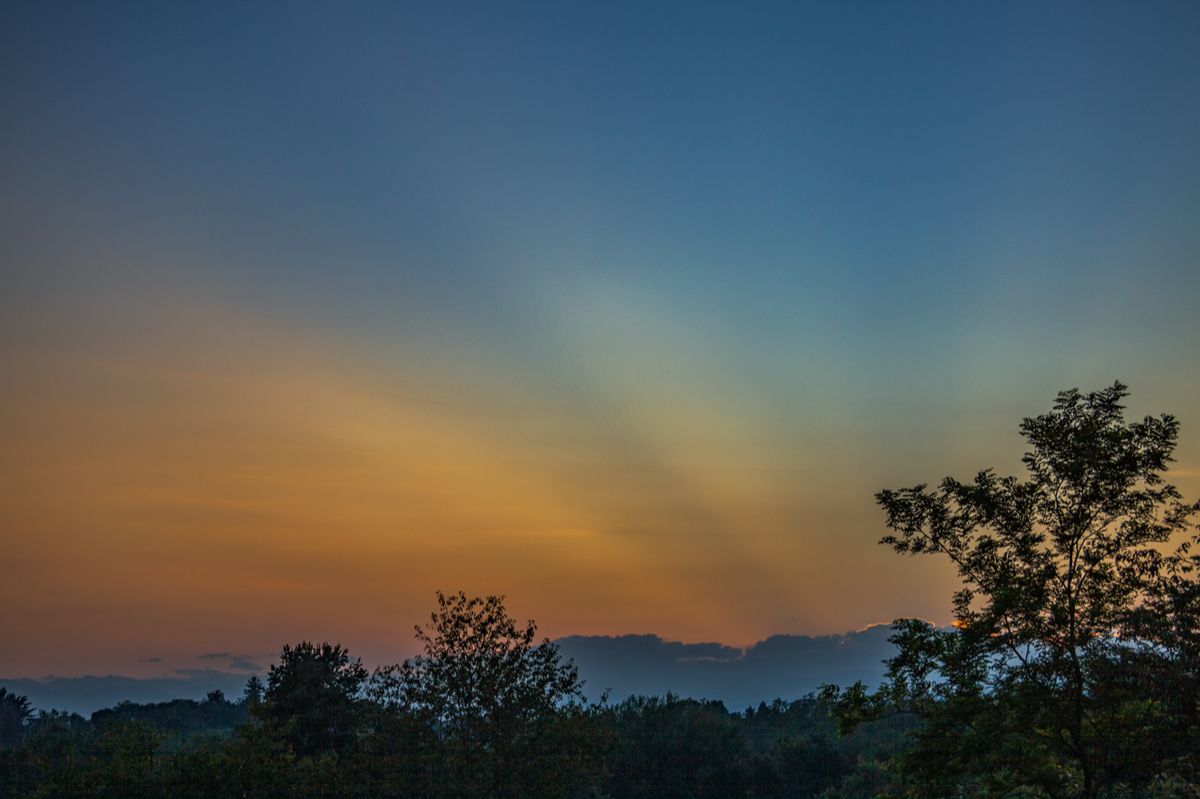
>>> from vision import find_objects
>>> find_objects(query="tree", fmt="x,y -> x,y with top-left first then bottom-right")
377,591 -> 590,798
260,641 -> 367,757
0,688 -> 32,749
827,383 -> 1200,798
241,675 -> 264,708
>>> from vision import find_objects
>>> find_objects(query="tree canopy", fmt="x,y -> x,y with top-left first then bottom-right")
376,591 -> 590,798
828,382 -> 1200,798
261,641 -> 368,757
0,688 -> 32,749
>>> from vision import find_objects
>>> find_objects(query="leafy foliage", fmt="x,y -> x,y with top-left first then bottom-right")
0,687 -> 32,749
376,590 -> 591,798
828,383 -> 1200,797
260,641 -> 369,757
0,595 -> 911,798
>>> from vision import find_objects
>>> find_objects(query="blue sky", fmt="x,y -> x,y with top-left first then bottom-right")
2,1 -> 1198,676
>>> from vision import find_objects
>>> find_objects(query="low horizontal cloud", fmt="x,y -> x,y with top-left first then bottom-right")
3,626 -> 903,717
557,625 -> 900,708
197,652 -> 263,672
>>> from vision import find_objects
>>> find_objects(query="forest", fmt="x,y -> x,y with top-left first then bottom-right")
0,591 -> 914,798
2,384 -> 1197,798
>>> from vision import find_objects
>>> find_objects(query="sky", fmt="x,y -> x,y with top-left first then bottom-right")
2,1 -> 1199,680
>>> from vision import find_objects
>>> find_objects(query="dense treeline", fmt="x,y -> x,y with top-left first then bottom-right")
0,689 -> 915,798
0,595 -> 914,799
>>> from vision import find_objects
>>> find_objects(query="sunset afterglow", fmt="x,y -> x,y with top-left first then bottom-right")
3,2 -> 1199,683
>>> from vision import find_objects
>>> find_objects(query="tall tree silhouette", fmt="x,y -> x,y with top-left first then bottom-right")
377,591 -> 589,798
828,383 -> 1200,798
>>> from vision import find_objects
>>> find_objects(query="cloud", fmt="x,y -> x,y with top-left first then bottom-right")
556,626 -> 901,709
3,626 -> 903,716
196,652 -> 263,672
138,656 -> 163,664
171,668 -> 246,679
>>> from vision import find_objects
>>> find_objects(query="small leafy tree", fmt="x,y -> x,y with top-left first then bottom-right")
241,674 -> 264,708
827,383 -> 1200,798
260,641 -> 367,757
377,591 -> 590,798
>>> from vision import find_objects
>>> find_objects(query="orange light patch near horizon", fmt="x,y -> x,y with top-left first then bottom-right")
16,289 -> 1196,679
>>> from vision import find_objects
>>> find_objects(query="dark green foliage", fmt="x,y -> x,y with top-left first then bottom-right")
591,694 -> 911,799
87,720 -> 164,797
1,710 -> 87,798
743,697 -> 917,799
0,681 -> 921,798
260,641 -> 368,757
600,695 -> 751,798
375,590 -> 594,799
0,687 -> 32,749
243,674 -> 265,707
828,383 -> 1200,798
91,695 -> 247,743
0,598 -> 908,798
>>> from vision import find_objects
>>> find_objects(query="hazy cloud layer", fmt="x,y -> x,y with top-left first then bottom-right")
558,625 -> 897,708
2,626 -> 898,716
197,652 -> 263,672
0,671 -> 254,716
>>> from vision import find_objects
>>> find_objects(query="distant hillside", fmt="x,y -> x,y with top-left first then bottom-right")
0,670 -> 253,717
2,625 -> 900,716
557,625 -> 897,709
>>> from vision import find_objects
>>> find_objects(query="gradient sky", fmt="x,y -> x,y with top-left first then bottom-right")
2,1 -> 1199,678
